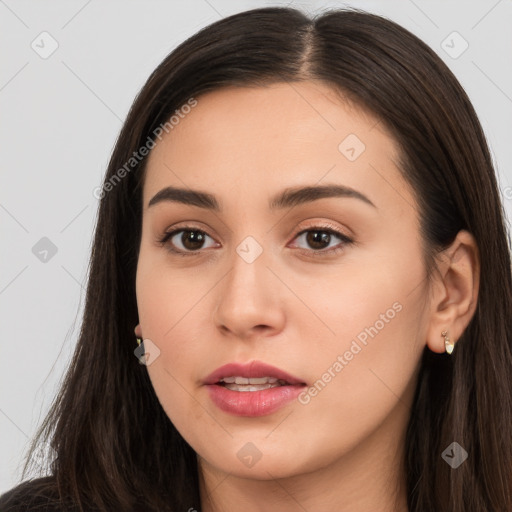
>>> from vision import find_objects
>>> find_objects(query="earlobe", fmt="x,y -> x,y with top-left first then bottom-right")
425,230 -> 480,354
134,323 -> 142,338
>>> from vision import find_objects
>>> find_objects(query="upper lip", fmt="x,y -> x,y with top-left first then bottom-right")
203,361 -> 306,386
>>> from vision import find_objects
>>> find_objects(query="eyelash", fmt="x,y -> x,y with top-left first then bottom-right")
157,223 -> 354,259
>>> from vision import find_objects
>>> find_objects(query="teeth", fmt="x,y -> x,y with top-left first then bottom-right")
218,376 -> 290,391
224,383 -> 281,392
219,376 -> 281,385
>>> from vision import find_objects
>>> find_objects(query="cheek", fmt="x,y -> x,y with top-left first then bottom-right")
135,254 -> 214,418
135,249 -> 205,346
291,247 -> 425,441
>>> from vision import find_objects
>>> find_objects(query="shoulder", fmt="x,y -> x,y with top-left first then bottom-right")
0,477 -> 71,512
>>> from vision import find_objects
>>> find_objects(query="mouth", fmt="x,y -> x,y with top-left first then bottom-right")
203,361 -> 307,416
203,360 -> 307,388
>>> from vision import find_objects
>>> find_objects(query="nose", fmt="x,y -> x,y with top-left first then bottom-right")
213,244 -> 286,341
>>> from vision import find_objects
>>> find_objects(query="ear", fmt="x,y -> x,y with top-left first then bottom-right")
134,323 -> 143,338
426,230 -> 480,354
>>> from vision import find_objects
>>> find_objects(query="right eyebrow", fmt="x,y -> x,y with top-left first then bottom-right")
148,186 -> 220,211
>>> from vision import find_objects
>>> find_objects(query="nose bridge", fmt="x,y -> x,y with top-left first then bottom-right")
213,233 -> 285,337
224,235 -> 268,308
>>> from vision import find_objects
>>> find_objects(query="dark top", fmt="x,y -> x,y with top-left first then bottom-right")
0,478 -> 179,511
0,477 -> 90,512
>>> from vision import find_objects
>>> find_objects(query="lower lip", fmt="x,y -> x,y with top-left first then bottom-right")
205,384 -> 306,417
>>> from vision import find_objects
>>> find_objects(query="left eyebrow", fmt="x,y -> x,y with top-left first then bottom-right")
269,184 -> 376,210
147,184 -> 376,211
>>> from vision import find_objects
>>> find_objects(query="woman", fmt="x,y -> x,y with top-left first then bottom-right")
1,6 -> 511,512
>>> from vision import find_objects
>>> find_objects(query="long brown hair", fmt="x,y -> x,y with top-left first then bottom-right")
3,7 -> 511,511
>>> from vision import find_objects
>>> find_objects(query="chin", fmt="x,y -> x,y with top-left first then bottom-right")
197,438 -> 321,481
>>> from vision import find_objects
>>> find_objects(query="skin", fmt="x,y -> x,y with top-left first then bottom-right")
134,80 -> 480,512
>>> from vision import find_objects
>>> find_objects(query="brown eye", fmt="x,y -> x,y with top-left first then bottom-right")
178,230 -> 207,250
292,228 -> 352,254
305,231 -> 332,250
159,228 -> 217,254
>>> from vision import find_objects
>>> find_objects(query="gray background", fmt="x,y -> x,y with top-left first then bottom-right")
1,0 -> 511,493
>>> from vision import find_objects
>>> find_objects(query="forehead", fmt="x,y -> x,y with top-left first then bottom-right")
142,81 -> 411,212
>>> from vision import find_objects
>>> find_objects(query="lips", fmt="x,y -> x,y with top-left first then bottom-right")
203,361 -> 307,417
203,361 -> 306,386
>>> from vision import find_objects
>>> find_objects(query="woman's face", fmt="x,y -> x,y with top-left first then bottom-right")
135,80 -> 429,481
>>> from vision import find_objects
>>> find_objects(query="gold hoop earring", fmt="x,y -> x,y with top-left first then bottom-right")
441,330 -> 454,354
